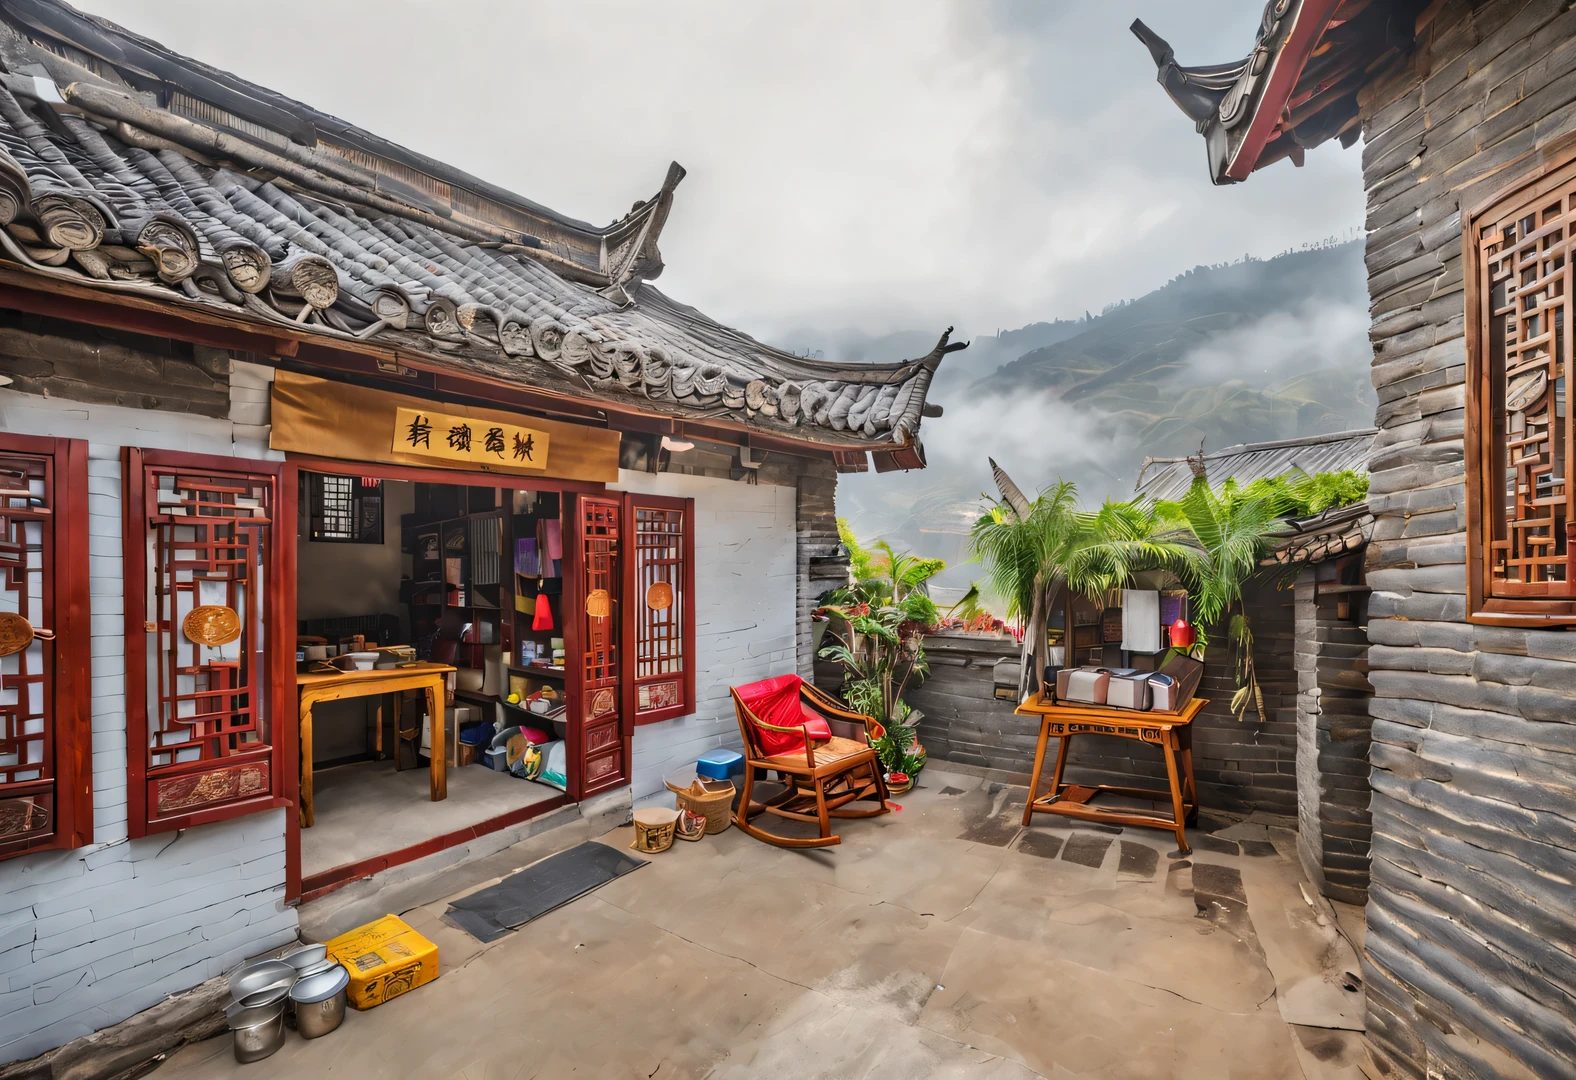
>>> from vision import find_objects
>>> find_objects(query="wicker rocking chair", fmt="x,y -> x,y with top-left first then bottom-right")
729,674 -> 891,848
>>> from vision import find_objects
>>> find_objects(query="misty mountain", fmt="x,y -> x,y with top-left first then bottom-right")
824,240 -> 1373,591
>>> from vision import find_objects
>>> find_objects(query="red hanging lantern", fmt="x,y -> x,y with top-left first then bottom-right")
1169,617 -> 1196,648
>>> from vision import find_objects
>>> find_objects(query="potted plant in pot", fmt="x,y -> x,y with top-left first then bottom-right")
817,531 -> 941,777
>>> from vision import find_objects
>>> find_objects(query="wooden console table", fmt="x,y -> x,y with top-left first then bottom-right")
296,663 -> 454,828
1014,692 -> 1206,854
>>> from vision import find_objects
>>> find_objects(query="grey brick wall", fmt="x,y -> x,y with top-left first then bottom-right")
912,579 -> 1306,818
616,469 -> 799,808
0,363 -> 297,1065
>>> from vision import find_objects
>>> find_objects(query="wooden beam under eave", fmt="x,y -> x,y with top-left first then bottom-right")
0,266 -> 893,460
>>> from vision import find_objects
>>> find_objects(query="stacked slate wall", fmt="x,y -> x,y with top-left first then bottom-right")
1356,1 -> 1576,1075
911,576 -> 1303,816
1294,558 -> 1374,905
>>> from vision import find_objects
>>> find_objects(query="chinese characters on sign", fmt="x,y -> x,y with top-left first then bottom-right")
393,407 -> 551,471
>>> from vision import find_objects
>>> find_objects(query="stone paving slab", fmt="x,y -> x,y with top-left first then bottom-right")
154,768 -> 1356,1079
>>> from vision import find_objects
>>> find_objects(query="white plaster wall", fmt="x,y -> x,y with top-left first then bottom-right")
0,365 -> 298,1064
610,471 -> 797,806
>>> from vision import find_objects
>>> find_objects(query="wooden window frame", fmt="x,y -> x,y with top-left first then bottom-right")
1465,143 -> 1576,626
622,494 -> 696,726
0,435 -> 91,860
123,449 -> 297,837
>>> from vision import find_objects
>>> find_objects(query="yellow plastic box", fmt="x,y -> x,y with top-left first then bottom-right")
324,914 -> 439,1010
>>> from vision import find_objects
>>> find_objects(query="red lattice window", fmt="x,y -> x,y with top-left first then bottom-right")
624,494 -> 695,725
0,436 -> 89,860
570,495 -> 627,798
1467,151 -> 1576,624
126,451 -> 292,835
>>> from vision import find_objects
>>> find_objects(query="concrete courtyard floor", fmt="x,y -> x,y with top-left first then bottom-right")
156,768 -> 1370,1079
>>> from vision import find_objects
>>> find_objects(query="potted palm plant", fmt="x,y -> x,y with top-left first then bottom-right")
816,533 -> 942,776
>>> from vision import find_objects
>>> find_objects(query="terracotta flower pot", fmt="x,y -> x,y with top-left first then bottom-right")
886,771 -> 912,795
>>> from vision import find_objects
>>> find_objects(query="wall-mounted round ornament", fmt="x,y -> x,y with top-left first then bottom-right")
646,581 -> 673,611
585,589 -> 611,619
0,612 -> 53,658
1506,369 -> 1548,414
183,605 -> 242,647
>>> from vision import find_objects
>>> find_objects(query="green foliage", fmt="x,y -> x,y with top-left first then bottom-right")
817,538 -> 943,732
1152,477 -> 1286,632
870,723 -> 917,773
945,583 -> 986,622
968,465 -> 1366,723
969,479 -> 1080,621
1235,470 -> 1368,517
837,518 -> 879,583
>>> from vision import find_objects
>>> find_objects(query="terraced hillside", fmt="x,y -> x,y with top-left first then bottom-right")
833,240 -> 1374,587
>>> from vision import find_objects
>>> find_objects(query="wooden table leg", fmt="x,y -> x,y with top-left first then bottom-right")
1022,717 -> 1053,825
299,695 -> 315,829
1179,724 -> 1198,821
374,696 -> 384,760
1048,732 -> 1072,801
427,678 -> 446,802
1162,729 -> 1189,854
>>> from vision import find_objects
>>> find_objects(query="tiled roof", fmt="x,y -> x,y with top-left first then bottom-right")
1131,2 -> 1419,185
0,0 -> 959,454
1134,428 -> 1376,565
1133,428 -> 1376,502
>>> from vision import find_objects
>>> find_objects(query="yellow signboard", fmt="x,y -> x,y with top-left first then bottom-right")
269,371 -> 619,482
394,407 -> 550,470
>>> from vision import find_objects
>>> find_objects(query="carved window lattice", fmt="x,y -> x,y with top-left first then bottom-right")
0,454 -> 54,850
578,497 -> 620,714
629,500 -> 691,723
1482,167 -> 1576,596
633,507 -> 684,679
143,468 -> 275,815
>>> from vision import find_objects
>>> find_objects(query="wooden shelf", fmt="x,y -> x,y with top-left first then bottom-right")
510,664 -> 565,680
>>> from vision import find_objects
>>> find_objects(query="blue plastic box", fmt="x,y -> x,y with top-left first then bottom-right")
696,748 -> 744,780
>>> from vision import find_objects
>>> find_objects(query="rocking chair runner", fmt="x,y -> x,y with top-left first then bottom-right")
729,674 -> 891,848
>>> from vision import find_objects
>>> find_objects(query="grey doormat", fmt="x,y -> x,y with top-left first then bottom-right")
445,841 -> 646,942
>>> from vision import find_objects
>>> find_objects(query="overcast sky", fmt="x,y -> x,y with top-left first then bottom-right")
73,0 -> 1367,345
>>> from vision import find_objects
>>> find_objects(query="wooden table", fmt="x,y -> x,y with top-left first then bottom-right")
1014,692 -> 1207,853
296,663 -> 454,828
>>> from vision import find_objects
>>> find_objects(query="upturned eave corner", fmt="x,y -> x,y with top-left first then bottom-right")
1132,0 -> 1414,186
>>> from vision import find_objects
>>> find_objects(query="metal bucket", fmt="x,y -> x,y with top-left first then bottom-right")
290,963 -> 350,1040
230,1004 -> 286,1063
293,984 -> 348,1039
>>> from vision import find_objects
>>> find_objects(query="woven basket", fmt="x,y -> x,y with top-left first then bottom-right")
674,783 -> 734,835
631,807 -> 679,853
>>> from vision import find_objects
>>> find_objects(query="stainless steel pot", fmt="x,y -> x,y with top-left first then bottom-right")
290,964 -> 350,1040
293,984 -> 348,1039
230,1006 -> 286,1063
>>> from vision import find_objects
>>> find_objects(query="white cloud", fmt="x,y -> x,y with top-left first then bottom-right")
71,0 -> 1366,343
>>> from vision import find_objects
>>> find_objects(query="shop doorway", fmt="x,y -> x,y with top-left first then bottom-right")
292,470 -> 619,894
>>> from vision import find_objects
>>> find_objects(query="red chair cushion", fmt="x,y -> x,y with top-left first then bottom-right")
736,674 -> 831,756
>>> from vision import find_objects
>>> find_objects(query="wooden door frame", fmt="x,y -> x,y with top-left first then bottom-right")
282,457 -> 609,902
564,492 -> 631,801
0,434 -> 91,859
